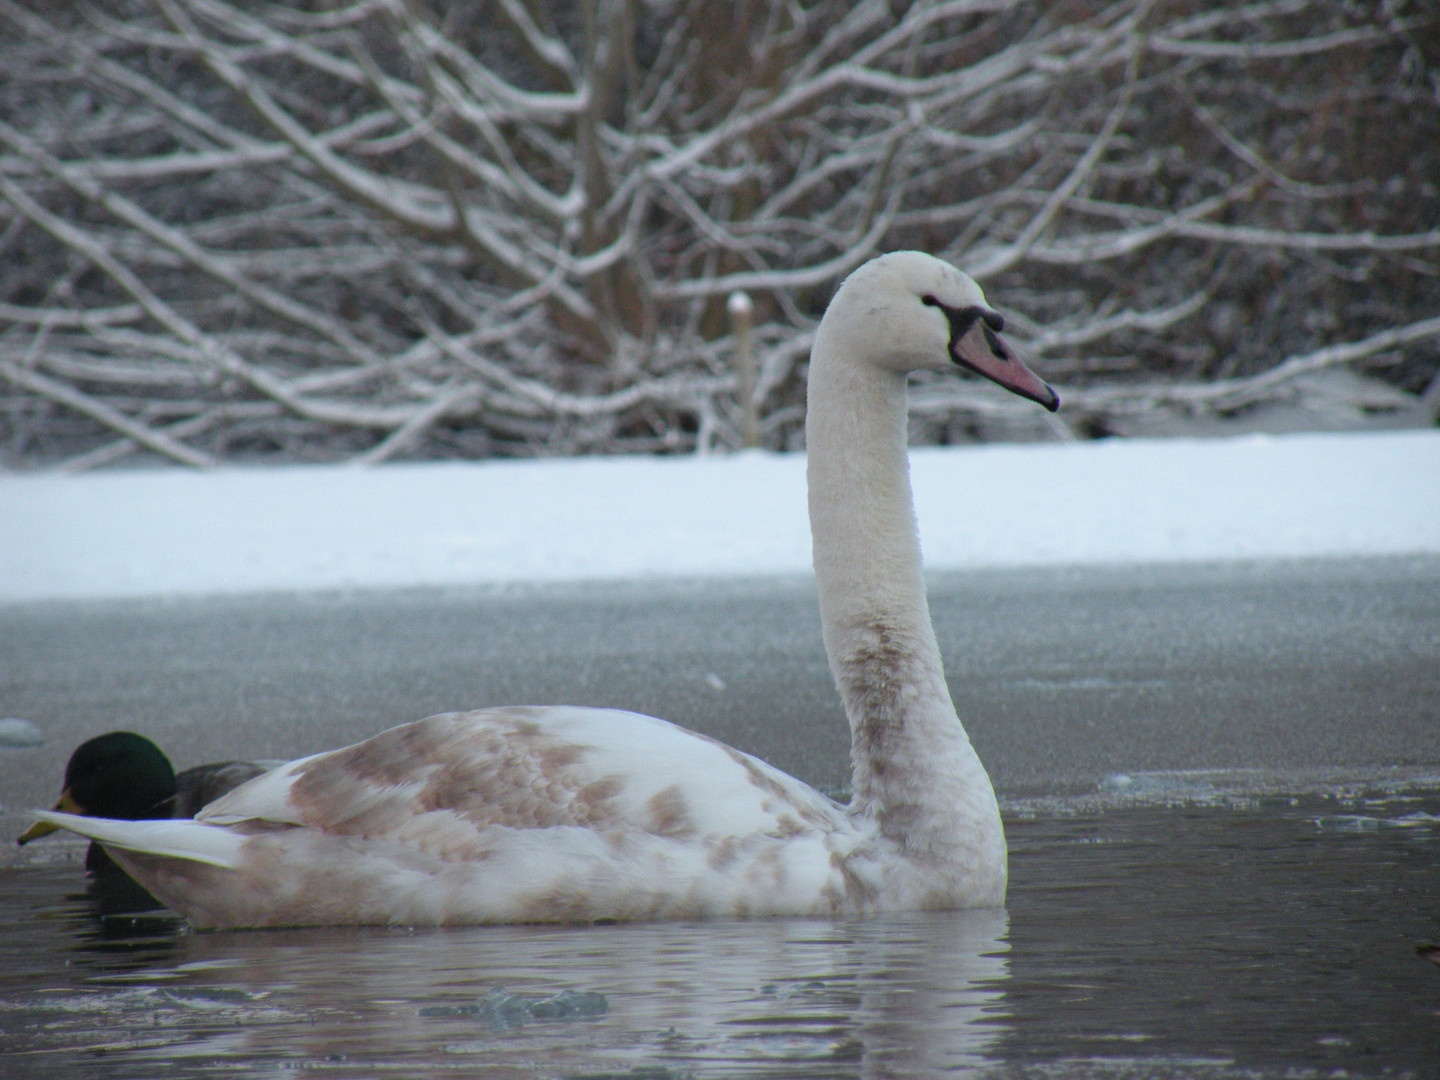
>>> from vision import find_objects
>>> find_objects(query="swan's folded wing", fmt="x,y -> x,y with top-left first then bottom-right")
197,707 -> 848,857
27,810 -> 245,868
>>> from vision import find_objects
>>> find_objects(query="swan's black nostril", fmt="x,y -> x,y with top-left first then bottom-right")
982,323 -> 1011,361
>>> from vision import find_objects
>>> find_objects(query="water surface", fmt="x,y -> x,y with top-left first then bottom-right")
3,785 -> 1437,1078
4,561 -> 1437,1075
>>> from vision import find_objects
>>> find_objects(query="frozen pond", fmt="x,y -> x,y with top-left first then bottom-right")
2,557 -> 1439,1076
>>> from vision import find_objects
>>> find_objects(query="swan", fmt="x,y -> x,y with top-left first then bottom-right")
29,251 -> 1058,928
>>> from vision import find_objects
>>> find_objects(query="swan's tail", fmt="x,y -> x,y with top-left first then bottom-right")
26,810 -> 243,869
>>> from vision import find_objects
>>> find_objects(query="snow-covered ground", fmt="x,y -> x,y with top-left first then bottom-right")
2,429 -> 1437,603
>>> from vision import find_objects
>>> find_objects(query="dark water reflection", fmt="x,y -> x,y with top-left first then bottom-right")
997,793 -> 1440,1077
3,793 -> 1438,1079
0,874 -> 1008,1078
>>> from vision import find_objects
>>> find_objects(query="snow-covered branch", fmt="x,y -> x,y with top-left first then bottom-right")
0,0 -> 1434,467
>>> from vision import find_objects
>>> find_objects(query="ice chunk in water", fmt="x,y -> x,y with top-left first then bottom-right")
419,987 -> 608,1029
0,719 -> 43,748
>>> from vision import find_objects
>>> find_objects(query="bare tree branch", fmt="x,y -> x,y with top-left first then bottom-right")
0,359 -> 217,466
0,0 -> 1433,467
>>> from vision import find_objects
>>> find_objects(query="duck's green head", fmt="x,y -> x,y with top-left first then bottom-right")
17,731 -> 177,845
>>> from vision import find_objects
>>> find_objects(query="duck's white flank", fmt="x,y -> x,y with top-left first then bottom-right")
33,252 -> 1056,928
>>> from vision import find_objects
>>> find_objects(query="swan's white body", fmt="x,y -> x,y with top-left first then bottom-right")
34,252 -> 1057,928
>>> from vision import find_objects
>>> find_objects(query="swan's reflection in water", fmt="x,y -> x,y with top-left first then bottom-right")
15,798 -> 1440,1076
53,905 -> 1009,1077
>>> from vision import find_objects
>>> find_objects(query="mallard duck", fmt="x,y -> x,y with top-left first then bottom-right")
18,731 -> 276,872
30,252 -> 1058,928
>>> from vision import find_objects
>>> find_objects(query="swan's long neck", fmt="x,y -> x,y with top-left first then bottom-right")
806,323 -> 1001,861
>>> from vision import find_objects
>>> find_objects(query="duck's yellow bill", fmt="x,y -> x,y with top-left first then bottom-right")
17,790 -> 83,845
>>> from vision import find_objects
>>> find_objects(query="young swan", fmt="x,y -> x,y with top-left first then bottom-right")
29,251 -> 1057,928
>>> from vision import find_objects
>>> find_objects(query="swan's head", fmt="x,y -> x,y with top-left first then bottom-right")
826,251 -> 1059,412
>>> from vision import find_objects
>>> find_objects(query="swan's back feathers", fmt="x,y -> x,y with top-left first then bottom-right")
202,708 -> 844,849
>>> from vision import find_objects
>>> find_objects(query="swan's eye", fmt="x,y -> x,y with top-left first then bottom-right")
921,295 -> 940,308
983,311 -> 1005,333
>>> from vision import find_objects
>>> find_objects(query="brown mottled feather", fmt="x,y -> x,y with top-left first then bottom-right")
286,709 -> 629,838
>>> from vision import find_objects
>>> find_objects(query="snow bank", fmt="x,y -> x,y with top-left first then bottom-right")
2,430 -> 1437,603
